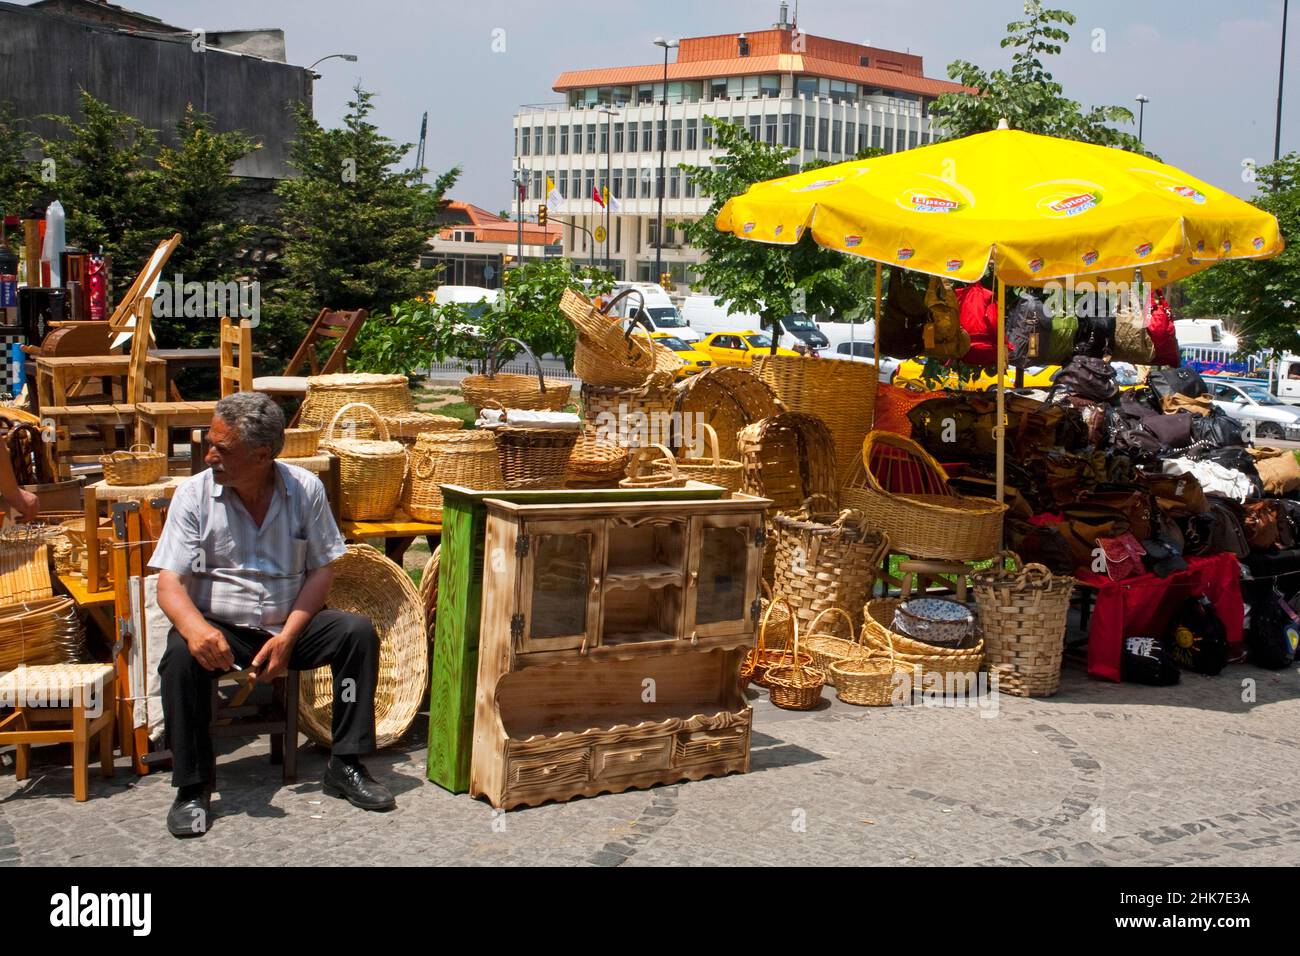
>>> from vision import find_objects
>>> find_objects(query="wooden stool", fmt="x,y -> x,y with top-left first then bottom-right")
83,476 -> 185,594
898,558 -> 974,603
0,664 -> 116,801
209,669 -> 299,785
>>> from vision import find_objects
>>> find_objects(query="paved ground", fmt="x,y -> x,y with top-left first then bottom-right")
3,648 -> 1299,868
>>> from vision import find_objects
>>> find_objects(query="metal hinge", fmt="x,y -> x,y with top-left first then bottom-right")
112,615 -> 132,658
754,526 -> 767,548
111,500 -> 138,538
515,534 -> 530,558
751,598 -> 762,623
510,614 -> 525,641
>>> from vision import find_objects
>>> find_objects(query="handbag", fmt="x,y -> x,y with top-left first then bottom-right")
1081,487 -> 1154,540
1148,366 -> 1208,400
922,276 -> 969,359
1006,518 -> 1077,575
1245,585 -> 1300,669
1169,596 -> 1229,675
1099,532 -> 1147,581
1243,500 -> 1281,551
1008,293 -> 1052,368
1112,292 -> 1157,365
1147,288 -> 1181,367
1141,472 -> 1210,516
1185,497 -> 1250,558
1190,408 -> 1246,448
1253,447 -> 1300,495
881,267 -> 929,359
1054,356 -> 1118,402
1140,410 -> 1195,449
1161,393 -> 1214,417
1058,503 -> 1131,568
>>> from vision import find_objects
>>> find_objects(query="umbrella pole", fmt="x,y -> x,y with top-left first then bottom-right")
995,273 -> 1006,549
874,261 -> 882,370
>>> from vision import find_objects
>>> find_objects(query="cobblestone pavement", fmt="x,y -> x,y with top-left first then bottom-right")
3,657 -> 1299,867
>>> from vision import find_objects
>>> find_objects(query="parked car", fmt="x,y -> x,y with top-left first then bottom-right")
696,331 -> 802,368
433,285 -> 499,321
1209,380 -> 1300,441
633,331 -> 714,381
824,340 -> 900,382
682,295 -> 826,352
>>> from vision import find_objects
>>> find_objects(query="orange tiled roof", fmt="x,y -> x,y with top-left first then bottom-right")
435,201 -> 559,244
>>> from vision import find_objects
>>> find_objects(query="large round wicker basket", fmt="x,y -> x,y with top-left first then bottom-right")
403,430 -> 501,522
460,337 -> 573,413
299,374 -> 414,438
420,546 -> 440,651
737,413 -> 837,515
100,445 -> 167,486
298,545 -> 428,749
672,366 -> 784,463
319,403 -> 408,521
862,597 -> 985,690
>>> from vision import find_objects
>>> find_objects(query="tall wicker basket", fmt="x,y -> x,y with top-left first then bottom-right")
320,403 -> 408,521
580,382 -> 675,448
403,430 -> 501,522
971,554 -> 1073,697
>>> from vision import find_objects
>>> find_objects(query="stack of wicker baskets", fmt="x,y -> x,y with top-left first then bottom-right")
299,545 -> 426,749
862,597 -> 985,691
742,597 -> 809,689
565,430 -> 629,488
320,403 -> 408,520
403,430 -> 501,522
971,555 -> 1073,697
385,412 -> 463,445
842,431 -> 1005,561
753,354 -> 877,486
299,373 -> 414,438
673,366 -> 784,462
561,288 -> 679,388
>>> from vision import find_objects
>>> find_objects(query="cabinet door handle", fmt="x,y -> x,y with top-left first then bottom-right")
689,570 -> 699,586
580,636 -> 589,656
690,631 -> 699,646
591,576 -> 601,594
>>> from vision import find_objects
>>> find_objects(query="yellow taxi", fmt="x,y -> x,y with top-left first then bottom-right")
893,360 -> 1062,391
635,332 -> 715,381
696,331 -> 803,368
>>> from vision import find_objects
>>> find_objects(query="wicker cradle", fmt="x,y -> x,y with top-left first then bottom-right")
842,430 -> 1005,561
970,554 -> 1073,697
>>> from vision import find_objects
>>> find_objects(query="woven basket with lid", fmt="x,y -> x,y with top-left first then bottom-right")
299,373 -> 414,437
319,402 -> 408,521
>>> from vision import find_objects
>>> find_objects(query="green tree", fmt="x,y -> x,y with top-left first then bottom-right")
932,5 -> 1148,153
268,85 -> 460,363
0,102 -> 40,219
1179,153 -> 1300,354
677,120 -> 873,351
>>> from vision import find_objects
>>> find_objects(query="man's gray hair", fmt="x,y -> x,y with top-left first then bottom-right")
214,392 -> 285,457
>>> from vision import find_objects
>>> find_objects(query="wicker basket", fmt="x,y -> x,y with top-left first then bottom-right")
971,554 -> 1073,697
460,337 -> 573,413
565,430 -> 629,487
801,606 -> 866,684
737,413 -> 837,515
0,597 -> 88,671
756,581 -> 793,654
862,597 -> 985,688
831,626 -> 904,707
482,401 -> 581,490
562,287 -> 659,388
403,430 -> 501,522
298,545 -> 427,749
299,373 -> 414,437
753,353 -> 877,486
385,412 -> 462,444
647,423 -> 743,493
278,426 -> 321,459
99,444 -> 166,486
842,430 -> 1006,561
0,532 -> 54,607
320,403 -> 408,521
673,366 -> 784,462
619,443 -> 686,489
581,382 -> 676,448
764,610 -> 827,711
771,498 -> 890,631
742,596 -> 809,689
419,546 -> 440,651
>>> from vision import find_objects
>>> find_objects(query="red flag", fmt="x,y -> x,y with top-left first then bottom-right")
592,185 -> 606,208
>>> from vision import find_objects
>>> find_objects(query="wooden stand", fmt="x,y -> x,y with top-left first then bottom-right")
83,476 -> 184,594
469,492 -> 768,809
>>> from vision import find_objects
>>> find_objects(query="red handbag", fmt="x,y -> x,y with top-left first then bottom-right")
1099,532 -> 1147,582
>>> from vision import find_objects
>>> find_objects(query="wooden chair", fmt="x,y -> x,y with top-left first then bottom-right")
0,664 -> 117,801
208,669 -> 299,785
252,308 -> 369,407
135,317 -> 253,460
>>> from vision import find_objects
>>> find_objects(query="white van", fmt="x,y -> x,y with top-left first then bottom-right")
681,295 -> 829,352
607,282 -> 702,344
434,285 -> 500,321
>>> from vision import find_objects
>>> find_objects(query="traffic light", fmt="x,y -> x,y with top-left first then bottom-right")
538,204 -> 548,227
660,271 -> 674,291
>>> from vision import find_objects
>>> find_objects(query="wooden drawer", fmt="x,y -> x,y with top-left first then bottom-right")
508,748 -> 591,792
591,737 -> 672,778
675,726 -> 747,767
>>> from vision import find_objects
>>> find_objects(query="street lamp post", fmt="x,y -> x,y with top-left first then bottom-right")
653,37 -> 678,287
307,53 -> 358,76
1277,0 -> 1290,164
512,167 -> 528,265
598,108 -> 617,274
1134,95 -> 1149,142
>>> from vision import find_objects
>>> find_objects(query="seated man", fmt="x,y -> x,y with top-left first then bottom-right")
151,392 -> 394,838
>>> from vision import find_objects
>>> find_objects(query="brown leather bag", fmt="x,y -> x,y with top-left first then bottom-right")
1079,489 -> 1154,541
1058,504 -> 1132,569
1140,472 -> 1210,517
1243,500 -> 1280,551
1161,393 -> 1214,417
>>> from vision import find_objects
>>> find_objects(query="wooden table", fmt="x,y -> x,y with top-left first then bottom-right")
339,513 -> 441,562
35,354 -> 167,411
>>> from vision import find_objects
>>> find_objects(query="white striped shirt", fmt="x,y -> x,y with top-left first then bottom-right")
149,462 -> 347,630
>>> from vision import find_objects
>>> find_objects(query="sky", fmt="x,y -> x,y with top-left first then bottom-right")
117,0 -> 1296,209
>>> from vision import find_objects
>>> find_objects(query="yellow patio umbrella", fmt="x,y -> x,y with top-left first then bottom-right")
715,124 -> 1284,511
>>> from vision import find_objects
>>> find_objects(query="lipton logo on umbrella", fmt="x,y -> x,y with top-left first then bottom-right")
945,258 -> 963,272
896,246 -> 914,260
1172,185 -> 1207,204
1028,257 -> 1044,273
1223,240 -> 1232,253
845,235 -> 863,248
774,224 -> 784,237
795,177 -> 843,192
1050,192 -> 1100,216
1134,242 -> 1153,258
1082,250 -> 1099,266
911,195 -> 961,213
742,221 -> 756,234
1253,236 -> 1265,251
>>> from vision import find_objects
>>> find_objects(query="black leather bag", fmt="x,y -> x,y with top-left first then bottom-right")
1053,356 -> 1118,403
1190,408 -> 1246,448
1149,366 -> 1208,400
1140,411 -> 1196,449
1007,293 -> 1051,368
881,267 -> 928,359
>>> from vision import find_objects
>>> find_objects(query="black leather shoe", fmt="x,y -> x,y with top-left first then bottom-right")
323,758 -> 396,811
167,785 -> 212,838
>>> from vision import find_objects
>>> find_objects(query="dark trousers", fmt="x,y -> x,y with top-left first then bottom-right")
159,609 -> 379,788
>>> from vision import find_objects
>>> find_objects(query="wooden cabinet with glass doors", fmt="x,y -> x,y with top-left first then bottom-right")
470,494 -> 769,809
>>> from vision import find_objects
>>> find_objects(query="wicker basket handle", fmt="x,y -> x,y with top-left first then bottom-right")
1020,563 -> 1054,588
808,605 -> 857,645
628,443 -> 678,482
759,595 -> 797,655
413,450 -> 438,481
487,337 -> 548,393
127,443 -> 158,456
480,398 -> 511,425
326,402 -> 390,443
601,287 -> 647,324
684,422 -> 722,466
801,492 -> 837,518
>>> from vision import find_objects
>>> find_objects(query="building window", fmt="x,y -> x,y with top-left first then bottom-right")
859,55 -> 870,67
684,171 -> 696,198
804,115 -> 815,151
710,78 -> 727,100
748,114 -> 761,140
795,76 -> 817,99
686,118 -> 698,150
832,119 -> 843,155
760,74 -> 781,98
533,126 -> 543,154
533,170 -> 544,200
845,121 -> 856,156
572,124 -> 582,154
872,123 -> 882,149
818,118 -> 829,153
520,127 -> 530,155
648,220 -> 659,247
637,84 -> 654,104
600,123 -> 608,153
765,114 -> 777,145
546,126 -> 556,154
586,124 -> 597,153
639,166 -> 652,198
669,167 -> 680,198
657,120 -> 666,151
895,127 -> 906,152
557,170 -> 567,198
702,119 -> 714,148
612,168 -> 622,198
614,122 -> 624,152
909,129 -> 919,150
615,217 -> 621,253
671,119 -> 682,151
641,121 -> 653,152
782,114 -> 796,148
584,169 -> 595,200
560,125 -> 568,153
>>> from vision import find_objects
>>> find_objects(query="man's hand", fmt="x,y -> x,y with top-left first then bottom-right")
11,488 -> 39,523
250,631 -> 296,684
186,626 -> 235,672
